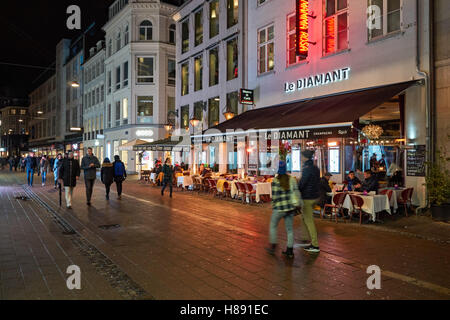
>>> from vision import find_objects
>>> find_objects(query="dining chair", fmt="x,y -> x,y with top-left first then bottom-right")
235,182 -> 247,203
222,181 -> 231,199
322,193 -> 346,222
398,188 -> 414,216
245,183 -> 257,203
349,194 -> 368,224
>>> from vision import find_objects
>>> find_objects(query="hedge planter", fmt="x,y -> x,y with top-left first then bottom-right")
431,204 -> 450,222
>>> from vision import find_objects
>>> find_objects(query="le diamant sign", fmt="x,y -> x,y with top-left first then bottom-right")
284,67 -> 351,93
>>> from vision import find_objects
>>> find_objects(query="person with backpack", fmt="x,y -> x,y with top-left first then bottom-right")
266,161 -> 302,259
161,158 -> 174,197
101,158 -> 115,200
113,155 -> 127,199
40,155 -> 49,186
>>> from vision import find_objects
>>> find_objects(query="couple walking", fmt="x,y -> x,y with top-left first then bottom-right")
100,155 -> 127,200
267,150 -> 320,258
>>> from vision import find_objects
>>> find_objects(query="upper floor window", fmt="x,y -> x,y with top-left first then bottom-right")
258,0 -> 268,5
123,61 -> 129,87
137,57 -> 154,83
124,24 -> 129,45
168,59 -> 176,86
323,0 -> 348,55
227,0 -> 238,28
116,66 -> 121,90
367,0 -> 401,40
209,0 -> 219,38
194,55 -> 203,91
227,37 -> 238,80
169,24 -> 176,44
209,47 -> 219,86
181,62 -> 189,96
258,25 -> 274,74
181,19 -> 190,53
108,39 -> 112,57
139,20 -> 153,41
195,9 -> 203,46
116,31 -> 121,52
287,13 -> 306,66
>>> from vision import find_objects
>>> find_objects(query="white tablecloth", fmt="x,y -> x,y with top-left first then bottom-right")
341,194 -> 391,221
150,173 -> 156,183
380,188 -> 405,213
255,182 -> 271,203
177,176 -> 193,188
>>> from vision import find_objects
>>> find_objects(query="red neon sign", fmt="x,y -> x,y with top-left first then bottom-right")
296,0 -> 309,58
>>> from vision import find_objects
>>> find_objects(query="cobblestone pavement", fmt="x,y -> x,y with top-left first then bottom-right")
0,171 -> 449,300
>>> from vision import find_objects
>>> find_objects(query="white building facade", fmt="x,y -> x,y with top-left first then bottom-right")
103,0 -> 178,172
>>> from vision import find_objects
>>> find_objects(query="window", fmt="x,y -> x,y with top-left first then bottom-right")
226,91 -> 238,115
52,116 -> 56,136
137,96 -> 153,123
66,87 -> 71,103
107,71 -> 112,94
123,61 -> 129,87
139,20 -> 153,41
181,19 -> 189,53
227,38 -> 238,80
96,63 -> 100,78
124,24 -> 129,45
194,55 -> 203,91
209,0 -> 219,38
108,39 -> 112,57
168,59 -> 176,85
258,0 -> 268,5
227,0 -> 238,28
208,97 -> 220,127
169,24 -> 176,44
181,105 -> 189,129
96,88 -> 100,105
10,109 -> 16,115
287,13 -> 306,66
258,25 -> 274,74
116,66 -> 121,90
115,101 -> 121,126
167,96 -> 175,122
137,57 -> 154,83
368,0 -> 401,40
194,9 -> 203,46
324,0 -> 348,55
194,101 -> 204,122
209,47 -> 219,86
101,85 -> 104,102
107,104 -> 111,128
181,62 -> 189,96
122,98 -> 128,125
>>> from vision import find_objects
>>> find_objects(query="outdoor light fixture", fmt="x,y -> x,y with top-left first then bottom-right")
70,127 -> 83,132
190,115 -> 200,127
362,124 -> 383,139
71,81 -> 80,88
328,141 -> 337,147
37,111 -> 43,115
18,119 -> 23,123
164,123 -> 173,131
222,106 -> 236,121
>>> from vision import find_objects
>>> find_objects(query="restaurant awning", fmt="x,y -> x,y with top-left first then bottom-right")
201,80 -> 418,136
133,136 -> 191,152
118,139 -> 149,151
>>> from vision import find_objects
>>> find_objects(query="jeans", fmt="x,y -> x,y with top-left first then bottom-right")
26,169 -> 34,186
65,187 -> 74,207
302,199 -> 319,247
269,209 -> 294,248
85,178 -> 96,203
41,171 -> 47,184
105,183 -> 112,196
115,180 -> 123,196
161,180 -> 172,196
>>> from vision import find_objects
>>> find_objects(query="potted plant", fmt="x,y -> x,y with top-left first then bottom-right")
424,149 -> 450,221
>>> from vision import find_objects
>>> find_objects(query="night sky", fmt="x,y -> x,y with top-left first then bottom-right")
0,0 -> 183,105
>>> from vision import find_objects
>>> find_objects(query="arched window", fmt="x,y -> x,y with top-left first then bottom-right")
139,20 -> 153,41
169,24 -> 176,44
108,38 -> 112,57
116,30 -> 121,52
124,24 -> 129,45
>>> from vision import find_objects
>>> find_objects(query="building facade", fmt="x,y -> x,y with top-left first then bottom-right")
103,0 -> 178,172
82,41 -> 106,162
0,106 -> 29,157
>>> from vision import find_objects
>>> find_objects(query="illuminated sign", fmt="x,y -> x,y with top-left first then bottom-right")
296,0 -> 309,58
239,89 -> 254,105
136,130 -> 154,137
284,67 -> 350,93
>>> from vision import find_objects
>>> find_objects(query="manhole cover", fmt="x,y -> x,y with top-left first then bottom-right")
15,195 -> 30,201
98,224 -> 121,230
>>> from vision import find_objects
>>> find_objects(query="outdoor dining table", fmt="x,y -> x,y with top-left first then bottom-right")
332,192 -> 391,222
380,187 -> 405,213
150,173 -> 156,183
177,176 -> 194,189
228,180 -> 272,203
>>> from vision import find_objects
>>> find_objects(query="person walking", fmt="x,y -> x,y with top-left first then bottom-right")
266,161 -> 302,259
40,155 -> 49,186
58,151 -> 80,209
36,155 -> 41,176
112,155 -> 127,199
8,157 -> 14,171
161,158 -> 174,197
101,158 -> 114,200
53,153 -> 63,189
298,150 -> 321,253
14,156 -> 19,171
24,152 -> 37,187
80,147 -> 101,206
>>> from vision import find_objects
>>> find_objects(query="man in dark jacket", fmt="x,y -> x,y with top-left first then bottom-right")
319,172 -> 333,209
80,147 -> 101,206
113,155 -> 127,199
356,170 -> 379,193
101,158 -> 114,200
161,158 -> 174,197
58,151 -> 80,209
346,171 -> 361,191
298,150 -> 320,253
24,152 -> 37,187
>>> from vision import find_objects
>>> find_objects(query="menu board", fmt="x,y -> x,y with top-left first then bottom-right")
406,145 -> 426,177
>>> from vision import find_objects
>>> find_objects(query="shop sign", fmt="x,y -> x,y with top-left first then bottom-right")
264,126 -> 351,140
136,130 -> 154,137
240,89 -> 254,105
284,67 -> 350,93
406,145 -> 426,177
296,0 -> 309,58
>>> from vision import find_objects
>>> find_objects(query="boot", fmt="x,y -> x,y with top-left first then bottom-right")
282,247 -> 294,259
265,244 -> 277,255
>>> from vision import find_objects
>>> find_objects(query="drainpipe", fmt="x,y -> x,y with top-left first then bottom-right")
415,0 -> 435,212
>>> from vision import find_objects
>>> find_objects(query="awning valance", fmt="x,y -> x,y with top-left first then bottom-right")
133,136 -> 191,152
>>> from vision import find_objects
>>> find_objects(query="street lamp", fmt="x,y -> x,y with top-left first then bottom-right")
71,81 -> 80,88
223,106 -> 236,121
189,114 -> 200,127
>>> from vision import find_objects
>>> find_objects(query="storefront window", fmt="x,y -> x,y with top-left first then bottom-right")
194,55 -> 203,91
137,96 -> 153,123
324,0 -> 348,55
194,9 -> 203,46
121,140 -> 128,168
227,0 -> 238,28
122,98 -> 128,125
208,97 -> 219,127
209,0 -> 219,38
209,47 -> 219,86
227,38 -> 238,81
182,19 -> 189,53
181,62 -> 189,96
258,25 -> 274,74
328,147 -> 340,173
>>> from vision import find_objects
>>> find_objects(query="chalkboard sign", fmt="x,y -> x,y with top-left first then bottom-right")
406,145 -> 426,177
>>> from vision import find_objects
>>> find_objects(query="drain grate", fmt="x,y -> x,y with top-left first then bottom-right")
98,224 -> 121,230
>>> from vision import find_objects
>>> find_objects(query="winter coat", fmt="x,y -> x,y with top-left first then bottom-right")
53,158 -> 62,178
319,177 -> 332,207
101,163 -> 114,185
40,158 -> 49,174
24,156 -> 37,171
298,160 -> 321,200
59,158 -> 81,187
112,160 -> 127,182
161,164 -> 174,183
360,175 -> 379,193
80,155 -> 100,180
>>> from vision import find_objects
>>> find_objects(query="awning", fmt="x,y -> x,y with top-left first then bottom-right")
118,139 -> 149,151
133,136 -> 191,152
203,80 -> 418,136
